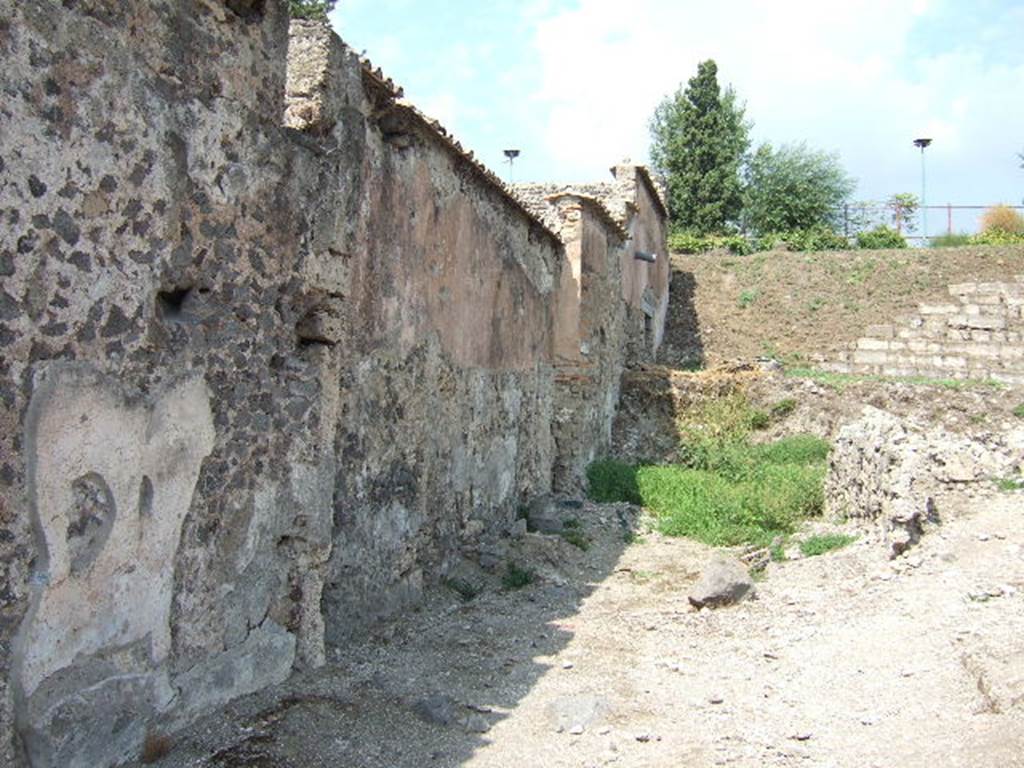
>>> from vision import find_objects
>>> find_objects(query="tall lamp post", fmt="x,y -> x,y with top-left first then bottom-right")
913,138 -> 932,242
503,149 -> 521,183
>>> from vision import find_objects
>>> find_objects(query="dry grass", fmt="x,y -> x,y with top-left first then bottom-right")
980,205 -> 1024,235
141,730 -> 172,764
667,245 -> 1024,366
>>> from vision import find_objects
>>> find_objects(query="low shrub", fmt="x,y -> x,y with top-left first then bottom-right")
288,0 -> 337,19
668,231 -> 753,255
970,229 -> 1024,246
930,232 -> 973,248
979,204 -> 1024,235
770,398 -> 797,418
444,577 -> 482,602
587,460 -> 642,505
559,529 -> 591,550
856,225 -> 907,250
759,228 -> 850,252
502,562 -> 536,590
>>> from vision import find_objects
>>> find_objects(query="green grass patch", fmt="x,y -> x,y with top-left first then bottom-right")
785,367 -> 1005,392
588,392 -> 830,548
738,288 -> 759,309
995,476 -> 1023,492
588,442 -> 829,549
1013,403 -> 1024,419
799,533 -> 857,557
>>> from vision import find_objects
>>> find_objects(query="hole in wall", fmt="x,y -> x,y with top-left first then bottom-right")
224,0 -> 266,20
66,472 -> 116,576
138,475 -> 153,518
156,286 -> 195,324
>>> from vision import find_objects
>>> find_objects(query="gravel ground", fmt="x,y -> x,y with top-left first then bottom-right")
134,491 -> 1024,768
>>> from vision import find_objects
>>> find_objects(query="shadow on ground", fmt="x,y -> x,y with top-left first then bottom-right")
129,504 -> 643,768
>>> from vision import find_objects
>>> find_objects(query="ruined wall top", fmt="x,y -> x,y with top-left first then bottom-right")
513,161 -> 667,234
286,20 -> 563,251
512,186 -> 628,243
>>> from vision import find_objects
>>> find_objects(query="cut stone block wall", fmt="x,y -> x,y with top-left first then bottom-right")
821,277 -> 1024,384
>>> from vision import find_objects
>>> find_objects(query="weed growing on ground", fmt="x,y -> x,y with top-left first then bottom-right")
1012,403 -> 1024,419
738,289 -> 759,309
444,577 -> 482,602
799,533 -> 857,557
771,398 -> 797,418
559,528 -> 591,551
502,562 -> 536,590
769,539 -> 788,562
995,476 -> 1023,492
141,731 -> 172,764
587,393 -> 830,548
749,409 -> 771,430
930,232 -> 973,248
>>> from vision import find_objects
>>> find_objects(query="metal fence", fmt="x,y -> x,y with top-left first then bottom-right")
841,203 -> 1024,244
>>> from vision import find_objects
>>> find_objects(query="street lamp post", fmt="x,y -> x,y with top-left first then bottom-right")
503,149 -> 521,183
913,138 -> 932,242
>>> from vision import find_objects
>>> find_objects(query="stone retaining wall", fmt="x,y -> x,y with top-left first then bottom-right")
822,277 -> 1024,384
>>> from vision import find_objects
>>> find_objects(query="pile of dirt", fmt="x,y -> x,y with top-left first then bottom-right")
659,245 -> 1024,367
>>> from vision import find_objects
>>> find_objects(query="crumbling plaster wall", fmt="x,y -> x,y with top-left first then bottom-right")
515,166 -> 670,365
542,196 -> 628,490
0,4 -> 562,767
284,21 -> 562,639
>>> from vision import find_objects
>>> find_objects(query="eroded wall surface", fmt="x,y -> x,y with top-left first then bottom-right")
0,5 -> 562,766
541,197 -> 628,490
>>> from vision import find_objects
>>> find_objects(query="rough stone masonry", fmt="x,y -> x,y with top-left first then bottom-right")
0,2 -> 668,766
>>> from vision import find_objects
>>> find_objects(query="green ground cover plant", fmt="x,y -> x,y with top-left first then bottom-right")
502,562 -> 536,590
799,533 -> 857,557
785,367 -> 1004,392
588,395 -> 830,548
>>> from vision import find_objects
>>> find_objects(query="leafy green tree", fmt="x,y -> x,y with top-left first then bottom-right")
289,0 -> 337,20
742,142 -> 856,235
887,193 -> 918,234
649,60 -> 750,235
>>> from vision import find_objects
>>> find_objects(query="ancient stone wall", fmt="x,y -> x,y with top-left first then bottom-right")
823,278 -> 1024,384
543,195 -> 628,490
0,5 -> 667,766
514,166 -> 669,366
284,21 -> 563,640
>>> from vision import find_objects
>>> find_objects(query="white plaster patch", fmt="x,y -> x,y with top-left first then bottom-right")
16,365 -> 215,698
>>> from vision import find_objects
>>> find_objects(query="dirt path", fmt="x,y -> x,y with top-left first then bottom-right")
149,492 -> 1024,768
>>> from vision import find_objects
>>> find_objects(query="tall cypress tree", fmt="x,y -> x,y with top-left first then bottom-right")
649,60 -> 750,235
289,0 -> 337,20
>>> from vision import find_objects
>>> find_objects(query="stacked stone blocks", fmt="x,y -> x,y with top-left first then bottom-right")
822,277 -> 1024,384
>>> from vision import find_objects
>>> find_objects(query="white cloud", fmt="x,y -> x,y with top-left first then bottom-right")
527,0 -> 1024,206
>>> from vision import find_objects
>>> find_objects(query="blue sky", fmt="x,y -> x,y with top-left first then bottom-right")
330,0 -> 1024,233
